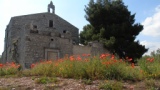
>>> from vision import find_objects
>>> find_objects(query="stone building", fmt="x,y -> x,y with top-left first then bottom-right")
1,1 -> 108,68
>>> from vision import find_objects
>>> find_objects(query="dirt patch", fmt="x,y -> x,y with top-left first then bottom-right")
0,77 -> 159,90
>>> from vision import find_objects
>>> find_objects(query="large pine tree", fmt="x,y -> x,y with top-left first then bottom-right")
80,0 -> 148,61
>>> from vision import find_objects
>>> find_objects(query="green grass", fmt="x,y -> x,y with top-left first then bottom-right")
27,54 -> 144,81
35,77 -> 58,84
81,79 -> 92,85
138,55 -> 160,79
0,62 -> 20,76
0,53 -> 160,82
99,80 -> 123,90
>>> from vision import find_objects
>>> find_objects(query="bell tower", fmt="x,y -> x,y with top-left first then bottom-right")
48,1 -> 55,14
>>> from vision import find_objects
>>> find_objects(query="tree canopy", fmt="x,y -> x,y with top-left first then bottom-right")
80,0 -> 148,61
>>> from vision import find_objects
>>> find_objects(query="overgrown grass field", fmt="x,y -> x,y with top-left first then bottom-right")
0,53 -> 160,89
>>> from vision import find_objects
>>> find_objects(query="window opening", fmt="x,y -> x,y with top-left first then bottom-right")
33,25 -> 37,29
49,20 -> 53,27
51,38 -> 54,41
63,30 -> 66,33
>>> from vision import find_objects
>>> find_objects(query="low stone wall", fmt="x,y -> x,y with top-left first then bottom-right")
73,45 -> 91,55
73,44 -> 109,57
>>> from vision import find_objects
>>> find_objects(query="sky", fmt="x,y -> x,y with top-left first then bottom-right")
0,0 -> 160,55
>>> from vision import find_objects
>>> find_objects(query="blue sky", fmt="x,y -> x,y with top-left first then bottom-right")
0,0 -> 160,55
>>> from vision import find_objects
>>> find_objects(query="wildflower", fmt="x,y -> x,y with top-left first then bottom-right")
111,55 -> 115,60
70,56 -> 75,61
119,59 -> 123,62
146,58 -> 154,62
147,58 -> 150,61
128,58 -> 132,61
131,63 -> 134,68
104,61 -> 111,65
16,64 -> 21,68
55,63 -> 59,66
0,63 -> 3,68
57,59 -> 63,62
84,59 -> 89,62
76,55 -> 82,61
82,54 -> 90,57
31,64 -> 35,68
125,57 -> 128,59
46,60 -> 52,64
150,58 -> 154,62
100,54 -> 106,59
113,60 -> 117,63
11,62 -> 17,68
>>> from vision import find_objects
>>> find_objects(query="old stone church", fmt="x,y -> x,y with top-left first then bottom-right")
1,1 -> 108,68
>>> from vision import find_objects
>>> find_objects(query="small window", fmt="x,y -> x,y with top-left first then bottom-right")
63,30 -> 66,33
49,20 -> 53,27
33,25 -> 37,29
51,38 -> 54,41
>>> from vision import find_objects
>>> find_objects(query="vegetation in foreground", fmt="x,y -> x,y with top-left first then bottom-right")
80,0 -> 148,61
0,51 -> 160,89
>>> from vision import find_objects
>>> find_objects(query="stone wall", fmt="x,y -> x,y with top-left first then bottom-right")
1,12 -> 79,68
9,13 -> 79,44
23,24 -> 74,68
73,42 -> 109,57
73,45 -> 91,55
1,12 -> 109,69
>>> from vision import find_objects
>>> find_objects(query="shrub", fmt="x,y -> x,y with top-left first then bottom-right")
29,54 -> 144,81
81,79 -> 92,85
0,62 -> 20,76
138,56 -> 160,79
99,80 -> 123,90
35,77 -> 58,84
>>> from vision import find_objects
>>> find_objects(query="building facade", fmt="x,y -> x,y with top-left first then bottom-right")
1,1 -> 108,68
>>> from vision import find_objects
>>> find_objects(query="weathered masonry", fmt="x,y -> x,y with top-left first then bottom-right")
1,1 -> 108,68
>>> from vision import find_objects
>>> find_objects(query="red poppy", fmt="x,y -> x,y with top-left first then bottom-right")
131,63 -> 134,68
128,58 -> 132,61
0,63 -> 3,68
31,64 -> 35,68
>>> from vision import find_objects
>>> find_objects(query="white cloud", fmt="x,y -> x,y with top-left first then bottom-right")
155,5 -> 160,12
140,40 -> 160,55
140,5 -> 160,55
141,5 -> 160,37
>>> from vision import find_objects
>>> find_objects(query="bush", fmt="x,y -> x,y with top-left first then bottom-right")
35,77 -> 58,84
99,80 -> 123,90
29,54 -> 144,81
0,62 -> 20,76
138,56 -> 160,79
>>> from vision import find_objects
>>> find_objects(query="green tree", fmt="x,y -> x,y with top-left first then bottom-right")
80,0 -> 148,61
150,48 -> 160,57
